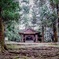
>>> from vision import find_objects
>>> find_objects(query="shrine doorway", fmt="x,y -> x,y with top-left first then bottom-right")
26,35 -> 33,41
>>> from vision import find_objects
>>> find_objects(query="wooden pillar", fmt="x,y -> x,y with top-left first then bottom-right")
32,35 -> 35,42
25,35 -> 27,42
21,35 -> 24,42
23,35 -> 26,42
35,35 -> 38,42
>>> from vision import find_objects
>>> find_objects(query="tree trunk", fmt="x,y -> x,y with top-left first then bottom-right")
50,2 -> 58,42
0,7 -> 8,52
42,25 -> 44,42
0,7 -> 5,52
58,19 -> 59,30
53,22 -> 58,42
57,4 -> 59,31
0,18 -> 6,52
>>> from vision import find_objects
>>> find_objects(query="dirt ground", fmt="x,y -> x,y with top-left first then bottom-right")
0,46 -> 59,59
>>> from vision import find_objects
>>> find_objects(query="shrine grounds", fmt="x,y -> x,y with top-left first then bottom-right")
0,42 -> 59,59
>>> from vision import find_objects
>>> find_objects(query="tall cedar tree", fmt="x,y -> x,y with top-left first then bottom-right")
50,0 -> 59,42
0,0 -> 20,52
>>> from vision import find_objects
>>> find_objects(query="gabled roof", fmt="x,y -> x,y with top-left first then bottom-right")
19,28 -> 38,34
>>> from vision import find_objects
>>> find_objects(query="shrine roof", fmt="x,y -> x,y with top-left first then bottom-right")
19,28 -> 39,34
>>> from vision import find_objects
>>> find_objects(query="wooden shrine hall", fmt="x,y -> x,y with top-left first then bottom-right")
19,28 -> 42,42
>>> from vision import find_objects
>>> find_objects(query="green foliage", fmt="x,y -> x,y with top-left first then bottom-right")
23,5 -> 29,14
0,0 -> 21,41
50,0 -> 59,4
5,21 -> 21,41
39,4 -> 58,26
22,0 -> 29,3
0,0 -> 20,21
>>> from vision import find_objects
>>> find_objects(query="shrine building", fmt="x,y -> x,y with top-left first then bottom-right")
19,28 -> 43,42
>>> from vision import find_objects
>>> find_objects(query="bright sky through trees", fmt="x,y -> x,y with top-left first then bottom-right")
18,0 -> 55,31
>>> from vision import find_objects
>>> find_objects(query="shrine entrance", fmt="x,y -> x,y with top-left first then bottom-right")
19,28 -> 43,42
26,35 -> 33,41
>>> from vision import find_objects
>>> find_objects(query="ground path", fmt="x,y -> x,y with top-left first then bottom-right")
0,41 -> 59,59
5,41 -> 59,48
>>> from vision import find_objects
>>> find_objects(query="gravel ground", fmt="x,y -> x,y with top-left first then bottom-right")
0,42 -> 59,59
0,46 -> 59,59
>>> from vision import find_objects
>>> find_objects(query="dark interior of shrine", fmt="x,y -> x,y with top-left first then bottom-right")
26,36 -> 33,41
